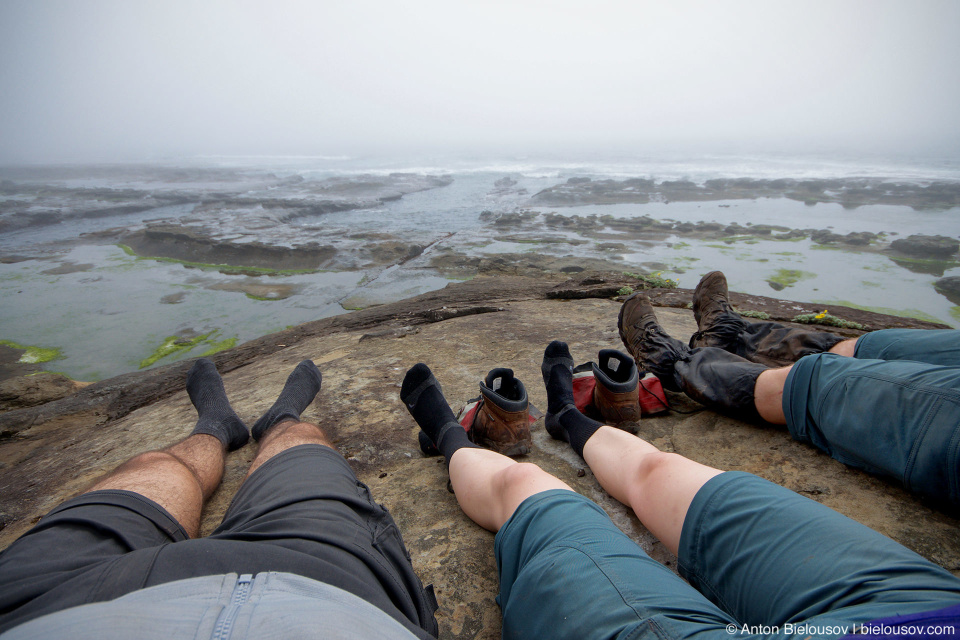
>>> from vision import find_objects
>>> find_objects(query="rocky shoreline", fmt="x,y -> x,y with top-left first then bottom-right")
3,165 -> 959,382
0,273 -> 945,433
0,166 -> 452,236
531,176 -> 960,210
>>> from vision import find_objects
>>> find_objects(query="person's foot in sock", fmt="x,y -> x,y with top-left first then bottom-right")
401,363 -> 480,464
251,360 -> 323,441
186,359 -> 250,451
541,341 -> 603,457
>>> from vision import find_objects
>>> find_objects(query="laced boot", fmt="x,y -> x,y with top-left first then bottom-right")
472,368 -> 532,456
674,348 -> 768,422
619,292 -> 770,422
690,271 -> 844,367
592,349 -> 641,426
617,293 -> 689,392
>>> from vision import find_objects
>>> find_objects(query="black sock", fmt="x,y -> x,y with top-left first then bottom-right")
542,341 -> 576,414
401,363 -> 480,463
252,360 -> 322,441
186,359 -> 249,451
541,341 -> 603,457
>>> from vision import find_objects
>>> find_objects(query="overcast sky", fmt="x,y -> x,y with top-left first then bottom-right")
1,0 -> 958,163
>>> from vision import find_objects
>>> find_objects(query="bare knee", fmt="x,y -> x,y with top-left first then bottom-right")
494,462 -> 551,494
490,462 -> 569,527
94,449 -> 198,493
828,338 -> 858,357
123,450 -> 182,471
261,421 -> 334,449
633,451 -> 684,489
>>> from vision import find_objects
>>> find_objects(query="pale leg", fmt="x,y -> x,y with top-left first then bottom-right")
447,448 -> 573,532
582,426 -> 722,555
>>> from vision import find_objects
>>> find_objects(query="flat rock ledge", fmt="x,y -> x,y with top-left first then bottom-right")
0,273 -> 955,640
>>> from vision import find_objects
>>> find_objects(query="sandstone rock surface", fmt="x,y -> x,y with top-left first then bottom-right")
0,275 -> 956,639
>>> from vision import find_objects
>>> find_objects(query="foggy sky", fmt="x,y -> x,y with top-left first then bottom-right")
1,0 -> 959,164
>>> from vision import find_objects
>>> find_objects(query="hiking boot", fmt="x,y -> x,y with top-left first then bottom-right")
592,349 -> 641,426
689,271 -> 749,352
618,293 -> 689,391
472,368 -> 532,456
689,271 -> 844,366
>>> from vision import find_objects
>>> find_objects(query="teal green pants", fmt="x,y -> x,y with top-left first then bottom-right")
495,477 -> 960,639
784,329 -> 960,508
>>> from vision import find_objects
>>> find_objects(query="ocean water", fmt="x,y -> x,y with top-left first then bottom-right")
2,152 -> 959,381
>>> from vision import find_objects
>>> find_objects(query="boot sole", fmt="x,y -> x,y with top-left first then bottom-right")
617,292 -> 646,365
474,433 -> 532,456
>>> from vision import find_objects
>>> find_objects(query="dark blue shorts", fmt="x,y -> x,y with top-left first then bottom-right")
494,476 -> 960,639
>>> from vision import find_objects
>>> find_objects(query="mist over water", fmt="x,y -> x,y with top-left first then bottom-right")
2,2 -> 960,164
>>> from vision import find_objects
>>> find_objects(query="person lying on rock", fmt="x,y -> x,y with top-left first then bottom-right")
620,274 -> 960,510
401,352 -> 960,639
0,360 -> 438,639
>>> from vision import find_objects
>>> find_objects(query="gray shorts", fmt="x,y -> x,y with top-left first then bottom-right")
0,444 -> 438,638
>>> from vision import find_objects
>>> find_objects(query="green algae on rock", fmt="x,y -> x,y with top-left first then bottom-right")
813,299 -> 946,326
139,333 -> 215,369
139,331 -> 240,368
738,309 -> 771,320
792,311 -> 865,331
200,336 -> 238,357
0,340 -> 63,364
623,271 -> 679,289
766,269 -> 815,291
117,244 -> 319,277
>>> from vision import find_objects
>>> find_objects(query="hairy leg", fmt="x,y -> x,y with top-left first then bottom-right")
447,448 -> 573,532
246,420 -> 336,479
87,433 -> 226,538
582,426 -> 722,555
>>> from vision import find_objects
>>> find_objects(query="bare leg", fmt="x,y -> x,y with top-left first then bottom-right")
246,419 -> 336,479
447,448 -> 573,532
582,426 -> 722,555
828,338 -> 858,357
400,361 -> 572,532
753,365 -> 792,424
87,433 -> 226,538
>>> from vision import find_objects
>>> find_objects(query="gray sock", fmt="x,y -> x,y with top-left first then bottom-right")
186,359 -> 249,451
252,360 -> 323,441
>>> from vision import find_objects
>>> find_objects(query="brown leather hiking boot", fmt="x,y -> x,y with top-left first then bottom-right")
592,349 -> 641,427
472,368 -> 531,456
690,271 -> 844,366
689,271 -> 749,350
618,292 -> 689,392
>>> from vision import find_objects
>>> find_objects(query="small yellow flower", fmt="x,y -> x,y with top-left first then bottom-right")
814,309 -> 828,320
